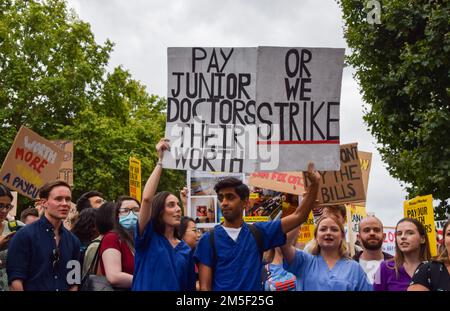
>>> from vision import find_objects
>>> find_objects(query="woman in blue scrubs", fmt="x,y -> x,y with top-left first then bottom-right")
281,214 -> 372,291
132,138 -> 196,291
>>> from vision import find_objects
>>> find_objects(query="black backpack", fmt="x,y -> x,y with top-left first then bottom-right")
209,224 -> 266,288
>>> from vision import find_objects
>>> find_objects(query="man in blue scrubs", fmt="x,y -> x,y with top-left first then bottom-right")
194,163 -> 320,291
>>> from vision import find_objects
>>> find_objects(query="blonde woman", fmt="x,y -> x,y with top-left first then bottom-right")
408,219 -> 450,291
281,215 -> 371,291
374,218 -> 431,291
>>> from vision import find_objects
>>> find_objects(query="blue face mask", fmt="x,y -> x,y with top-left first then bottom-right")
119,212 -> 138,230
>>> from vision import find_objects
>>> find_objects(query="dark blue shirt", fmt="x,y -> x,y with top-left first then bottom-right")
194,220 -> 286,291
6,216 -> 81,291
132,221 -> 196,291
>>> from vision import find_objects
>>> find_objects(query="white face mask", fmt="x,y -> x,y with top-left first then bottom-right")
119,212 -> 138,230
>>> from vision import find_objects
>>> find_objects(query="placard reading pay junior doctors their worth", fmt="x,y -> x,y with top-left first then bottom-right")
164,47 -> 345,173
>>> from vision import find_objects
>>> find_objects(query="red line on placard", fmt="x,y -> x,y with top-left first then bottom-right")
257,140 -> 340,145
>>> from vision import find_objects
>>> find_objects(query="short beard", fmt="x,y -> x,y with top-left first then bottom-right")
362,239 -> 383,251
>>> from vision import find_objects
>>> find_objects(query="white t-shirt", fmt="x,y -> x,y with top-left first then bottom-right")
359,259 -> 384,284
222,226 -> 242,242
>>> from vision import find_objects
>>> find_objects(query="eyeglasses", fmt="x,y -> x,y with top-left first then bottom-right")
186,228 -> 202,234
118,207 -> 140,217
0,203 -> 13,210
52,246 -> 60,271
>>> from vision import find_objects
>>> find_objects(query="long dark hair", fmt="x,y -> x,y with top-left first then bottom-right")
390,218 -> 431,276
71,208 -> 98,245
150,191 -> 179,238
178,216 -> 195,240
96,202 -> 134,250
0,184 -> 13,201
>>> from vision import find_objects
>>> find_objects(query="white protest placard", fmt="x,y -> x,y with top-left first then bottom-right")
165,47 -> 258,173
255,47 -> 345,171
382,227 -> 396,256
164,47 -> 345,173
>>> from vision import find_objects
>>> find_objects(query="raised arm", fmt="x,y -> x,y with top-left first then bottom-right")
180,187 -> 188,217
138,138 -> 170,235
280,162 -> 320,234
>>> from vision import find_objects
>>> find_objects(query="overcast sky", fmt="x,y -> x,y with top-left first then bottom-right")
67,0 -> 409,226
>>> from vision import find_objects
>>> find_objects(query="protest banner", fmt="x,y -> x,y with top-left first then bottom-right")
358,151 -> 372,206
129,157 -> 142,203
347,204 -> 367,234
165,47 -> 259,173
63,202 -> 78,230
346,204 -> 367,255
0,126 -> 63,199
53,140 -> 73,186
187,170 -> 245,228
304,143 -> 365,205
256,47 -> 345,171
248,171 -> 305,195
435,219 -> 447,244
297,211 -> 315,245
382,226 -> 396,256
246,187 -> 298,220
403,195 -> 438,256
164,47 -> 345,173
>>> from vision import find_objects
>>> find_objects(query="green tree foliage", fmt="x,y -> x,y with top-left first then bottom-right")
0,0 -> 185,208
339,0 -> 450,209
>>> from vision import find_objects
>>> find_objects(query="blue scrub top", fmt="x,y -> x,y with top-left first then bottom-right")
132,221 -> 195,291
285,249 -> 372,291
194,220 -> 286,291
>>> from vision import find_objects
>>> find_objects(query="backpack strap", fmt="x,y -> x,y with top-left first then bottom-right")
248,223 -> 264,260
81,238 -> 103,283
209,227 -> 217,274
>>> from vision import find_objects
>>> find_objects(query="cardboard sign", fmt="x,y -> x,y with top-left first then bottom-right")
248,171 -> 305,195
403,195 -> 438,256
297,211 -> 315,244
165,47 -> 258,173
129,157 -> 142,203
346,204 -> 367,253
382,226 -> 396,256
164,47 -> 345,173
188,170 -> 245,228
347,204 -> 367,233
0,126 -> 63,199
53,140 -> 74,186
304,143 -> 365,205
358,151 -> 372,206
256,47 -> 344,171
63,202 -> 78,230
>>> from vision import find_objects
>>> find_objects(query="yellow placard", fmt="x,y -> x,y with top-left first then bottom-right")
129,157 -> 142,203
297,212 -> 315,244
219,216 -> 270,223
403,195 -> 438,256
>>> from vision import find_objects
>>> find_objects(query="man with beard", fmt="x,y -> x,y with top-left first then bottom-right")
353,216 -> 393,284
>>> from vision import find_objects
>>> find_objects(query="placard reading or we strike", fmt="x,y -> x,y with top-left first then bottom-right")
0,126 -> 63,199
403,195 -> 438,257
164,47 -> 345,173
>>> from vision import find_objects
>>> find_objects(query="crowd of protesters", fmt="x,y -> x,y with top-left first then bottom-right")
0,138 -> 448,291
